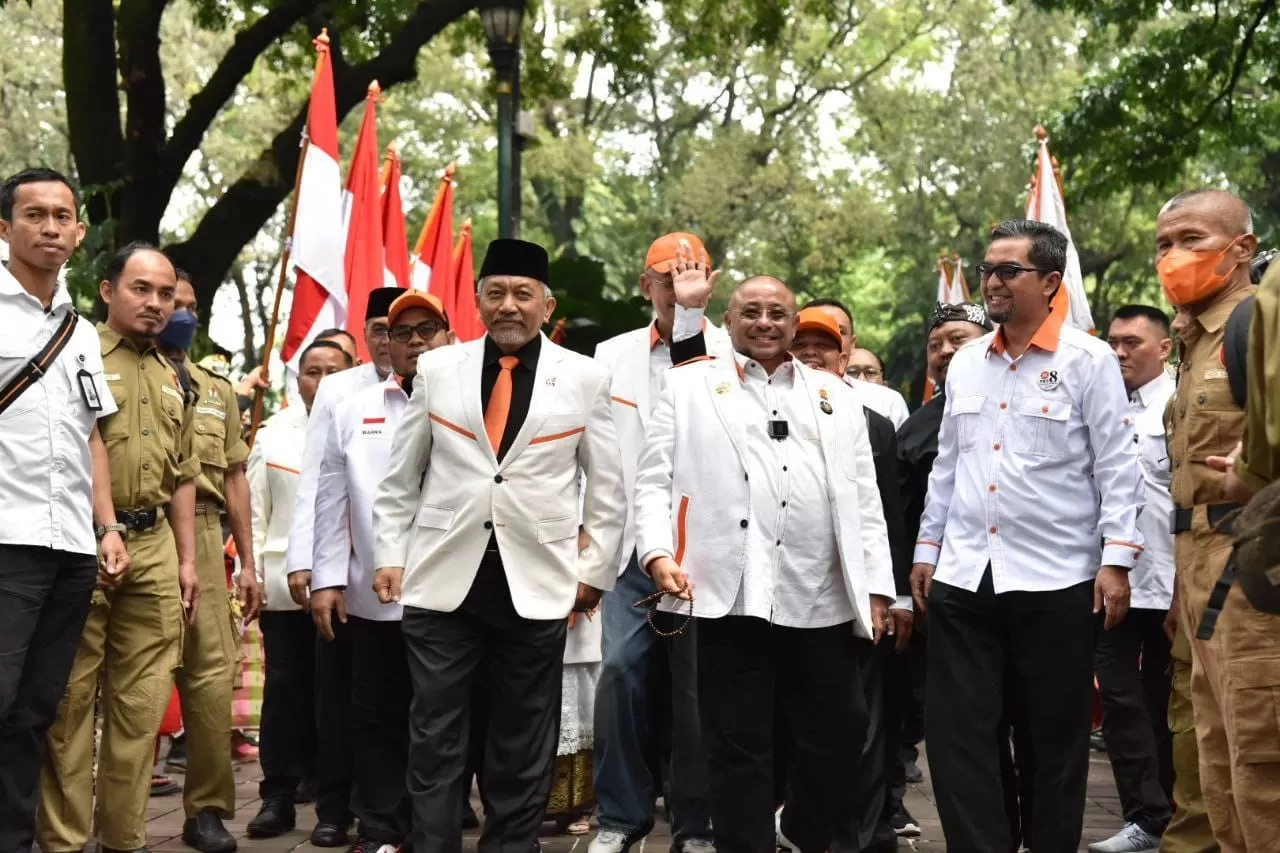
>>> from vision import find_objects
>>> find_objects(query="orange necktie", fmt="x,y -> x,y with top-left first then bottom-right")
485,355 -> 520,455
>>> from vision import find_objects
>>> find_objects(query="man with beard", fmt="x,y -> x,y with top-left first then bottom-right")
313,291 -> 453,853
911,220 -> 1143,853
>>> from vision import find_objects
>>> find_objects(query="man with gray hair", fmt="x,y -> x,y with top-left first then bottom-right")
911,220 -> 1144,853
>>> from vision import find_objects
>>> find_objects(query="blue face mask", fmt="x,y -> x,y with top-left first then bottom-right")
158,309 -> 198,351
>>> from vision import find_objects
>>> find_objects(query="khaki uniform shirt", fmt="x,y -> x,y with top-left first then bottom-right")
187,361 -> 250,506
98,324 -> 199,510
1167,286 -> 1255,508
1235,264 -> 1280,491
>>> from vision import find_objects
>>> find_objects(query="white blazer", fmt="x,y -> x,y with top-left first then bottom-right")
247,404 -> 308,612
633,357 -> 896,640
373,334 -> 626,621
593,320 -> 731,574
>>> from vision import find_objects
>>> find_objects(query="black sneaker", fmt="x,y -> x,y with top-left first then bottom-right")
891,808 -> 921,838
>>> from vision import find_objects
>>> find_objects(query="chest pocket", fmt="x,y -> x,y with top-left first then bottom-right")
101,380 -> 132,441
1177,374 -> 1242,462
1012,398 -> 1071,458
193,403 -> 229,467
1139,424 -> 1172,488
950,394 -> 985,452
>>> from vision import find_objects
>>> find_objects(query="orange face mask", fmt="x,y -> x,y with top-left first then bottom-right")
1156,238 -> 1243,306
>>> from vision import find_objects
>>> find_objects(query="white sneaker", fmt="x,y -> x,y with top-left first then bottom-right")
775,805 -> 798,852
589,829 -> 631,853
680,840 -> 716,853
1087,823 -> 1162,853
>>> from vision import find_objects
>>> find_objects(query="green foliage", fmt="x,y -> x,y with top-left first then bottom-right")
545,255 -> 650,354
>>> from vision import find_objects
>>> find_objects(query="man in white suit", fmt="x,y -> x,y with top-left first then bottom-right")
372,239 -> 626,853
589,232 -> 726,853
634,270 -> 896,853
245,338 -> 351,838
285,285 -> 404,847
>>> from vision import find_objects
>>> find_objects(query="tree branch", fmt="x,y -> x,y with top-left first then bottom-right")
161,0 -> 321,201
62,0 -> 125,224
1194,0 -> 1274,126
115,0 -> 169,240
166,0 -> 477,310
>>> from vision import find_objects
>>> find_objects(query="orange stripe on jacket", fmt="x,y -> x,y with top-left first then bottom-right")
611,396 -> 639,409
429,412 -> 477,440
674,495 -> 690,565
265,462 -> 301,475
530,427 -> 586,445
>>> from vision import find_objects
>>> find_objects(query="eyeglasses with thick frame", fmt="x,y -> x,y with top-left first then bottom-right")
976,262 -> 1052,283
389,320 -> 446,343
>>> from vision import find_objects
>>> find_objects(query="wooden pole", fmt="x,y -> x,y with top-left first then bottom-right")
247,31 -> 329,448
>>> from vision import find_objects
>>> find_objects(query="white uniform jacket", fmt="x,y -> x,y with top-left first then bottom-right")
633,356 -> 897,640
313,375 -> 409,621
284,362 -> 382,574
593,317 -> 732,574
247,404 -> 307,612
372,334 -> 626,621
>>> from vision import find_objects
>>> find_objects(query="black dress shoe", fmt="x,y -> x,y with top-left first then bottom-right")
247,797 -> 296,838
311,822 -> 351,847
182,810 -> 237,853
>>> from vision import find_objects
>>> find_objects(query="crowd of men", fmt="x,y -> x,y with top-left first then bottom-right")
1,161 -> 1278,853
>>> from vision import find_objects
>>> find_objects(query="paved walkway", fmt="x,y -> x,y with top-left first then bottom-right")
127,748 -> 1127,852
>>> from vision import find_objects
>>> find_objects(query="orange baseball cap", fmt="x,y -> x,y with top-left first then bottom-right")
795,307 -> 842,347
644,232 -> 711,274
388,290 -> 448,328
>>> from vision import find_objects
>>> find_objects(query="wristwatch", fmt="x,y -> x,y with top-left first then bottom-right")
96,523 -> 127,539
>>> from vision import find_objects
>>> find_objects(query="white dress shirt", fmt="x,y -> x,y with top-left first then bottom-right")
247,404 -> 308,612
1129,371 -> 1176,611
285,361 -> 383,573
314,374 -> 408,621
0,267 -> 117,556
913,317 -> 1145,592
850,379 -> 909,429
725,356 -> 849,628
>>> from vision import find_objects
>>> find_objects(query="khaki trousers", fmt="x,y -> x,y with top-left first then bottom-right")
175,507 -> 239,818
1160,624 -> 1217,853
36,520 -> 183,852
1176,510 -> 1280,853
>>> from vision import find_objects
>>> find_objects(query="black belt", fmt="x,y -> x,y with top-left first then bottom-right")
117,507 -> 160,532
1171,503 -> 1241,535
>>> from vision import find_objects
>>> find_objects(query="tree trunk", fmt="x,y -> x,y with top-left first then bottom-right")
230,262 -> 258,369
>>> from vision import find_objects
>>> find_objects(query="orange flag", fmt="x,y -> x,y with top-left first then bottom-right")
449,219 -> 484,340
411,165 -> 456,299
381,146 -> 411,290
343,83 -> 385,362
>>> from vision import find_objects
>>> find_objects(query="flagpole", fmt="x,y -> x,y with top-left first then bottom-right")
248,30 -> 328,448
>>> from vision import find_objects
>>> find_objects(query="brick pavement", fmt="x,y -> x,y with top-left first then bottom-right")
120,746 -> 1127,852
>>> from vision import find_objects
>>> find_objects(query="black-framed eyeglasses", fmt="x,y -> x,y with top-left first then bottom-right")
390,321 -> 446,343
977,263 -> 1051,283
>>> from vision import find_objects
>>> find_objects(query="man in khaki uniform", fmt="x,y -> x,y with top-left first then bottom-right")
1158,189 -> 1279,853
37,242 -> 201,853
156,271 -> 262,852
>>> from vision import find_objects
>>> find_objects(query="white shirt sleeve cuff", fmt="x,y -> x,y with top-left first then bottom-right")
639,549 -> 673,574
672,305 -> 706,342
1101,541 -> 1143,570
891,595 -> 913,612
912,542 -> 941,565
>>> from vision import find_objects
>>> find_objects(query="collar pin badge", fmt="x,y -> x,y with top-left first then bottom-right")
77,353 -> 85,363
715,381 -> 730,395
1038,369 -> 1060,392
819,387 -> 830,400
820,400 -> 834,414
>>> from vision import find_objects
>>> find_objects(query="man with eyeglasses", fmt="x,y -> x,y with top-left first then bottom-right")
286,286 -> 403,847
634,267 -> 896,853
910,220 -> 1143,853
803,299 -> 909,429
846,350 -> 885,384
312,290 -> 453,853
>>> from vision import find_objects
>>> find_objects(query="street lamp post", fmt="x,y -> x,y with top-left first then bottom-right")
479,0 -> 526,239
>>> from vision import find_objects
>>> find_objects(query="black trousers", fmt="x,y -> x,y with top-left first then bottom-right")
315,613 -> 354,827
258,610 -> 318,801
0,544 -> 97,853
349,615 -> 413,844
1095,606 -> 1173,836
925,571 -> 1095,853
402,549 -> 568,853
895,631 -> 926,768
699,616 -> 866,853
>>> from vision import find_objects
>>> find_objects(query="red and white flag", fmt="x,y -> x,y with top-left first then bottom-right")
1026,127 -> 1094,333
281,33 -> 345,370
411,164 -> 456,295
381,146 -> 411,290
449,218 -> 484,341
343,83 -> 386,363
